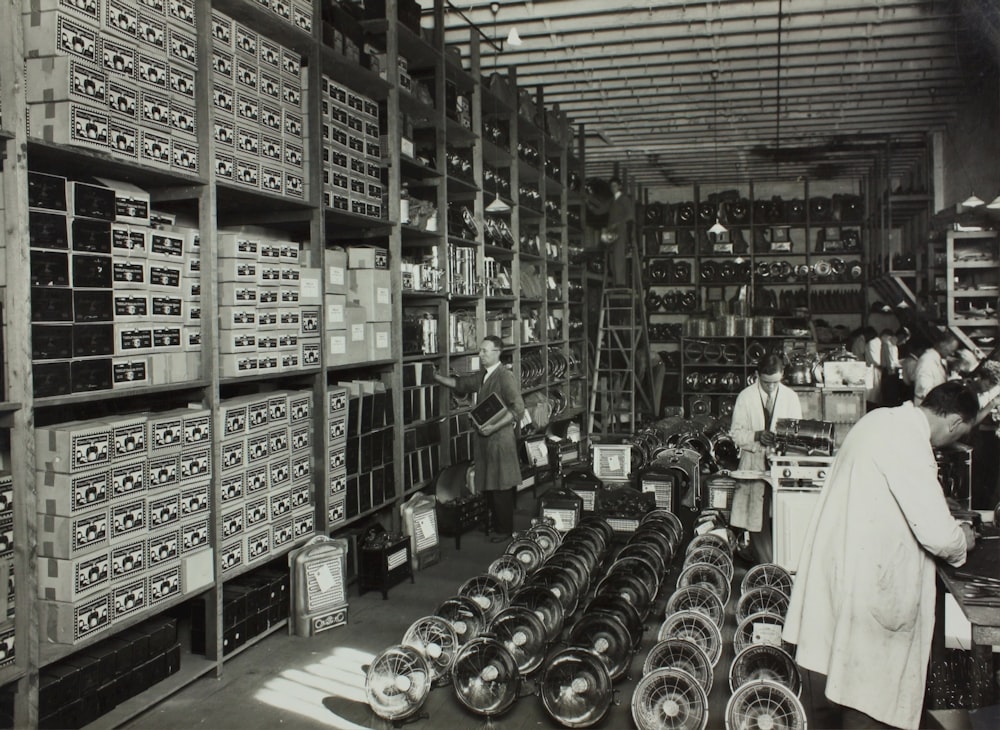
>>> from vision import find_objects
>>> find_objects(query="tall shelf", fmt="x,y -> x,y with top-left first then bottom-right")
0,0 -> 585,725
641,181 -> 867,415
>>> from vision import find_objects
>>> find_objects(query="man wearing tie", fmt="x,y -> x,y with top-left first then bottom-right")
729,353 -> 803,562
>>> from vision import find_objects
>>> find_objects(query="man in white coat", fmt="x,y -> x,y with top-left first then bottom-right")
729,353 -> 802,563
782,381 -> 980,729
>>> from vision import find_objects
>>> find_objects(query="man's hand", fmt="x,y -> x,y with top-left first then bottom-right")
757,430 -> 776,446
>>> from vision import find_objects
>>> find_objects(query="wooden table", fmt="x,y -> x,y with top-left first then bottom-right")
934,533 -> 1000,708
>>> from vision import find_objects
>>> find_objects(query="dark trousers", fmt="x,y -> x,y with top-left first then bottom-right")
486,487 -> 515,536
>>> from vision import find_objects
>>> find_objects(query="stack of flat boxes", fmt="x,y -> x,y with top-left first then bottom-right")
24,0 -> 200,174
340,382 -> 395,522
0,473 -> 14,670
217,390 -> 314,580
320,76 -> 383,218
401,362 -> 443,486
218,231 -> 321,378
327,386 -> 348,528
247,0 -> 314,34
210,10 -> 307,199
347,245 -> 392,362
29,174 -> 201,396
35,409 -> 215,645
37,616 -> 180,728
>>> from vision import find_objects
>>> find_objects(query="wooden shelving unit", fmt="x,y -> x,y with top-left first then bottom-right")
0,1 -> 587,726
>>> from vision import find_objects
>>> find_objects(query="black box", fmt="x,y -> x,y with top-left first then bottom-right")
28,172 -> 67,211
72,357 -> 112,392
71,218 -> 112,253
39,663 -> 79,712
29,211 -> 69,249
33,360 -> 72,397
371,467 -> 384,504
31,286 -> 73,322
62,654 -> 100,696
222,620 -> 245,656
358,472 -> 373,512
223,585 -> 250,628
146,617 -> 178,655
73,290 -> 114,323
69,181 -> 116,221
165,643 -> 181,676
120,626 -> 150,666
73,324 -> 114,358
30,250 -> 70,287
32,324 -> 73,360
72,254 -> 113,288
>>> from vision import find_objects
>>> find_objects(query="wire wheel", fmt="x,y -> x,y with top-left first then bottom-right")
665,584 -> 726,628
632,667 -> 709,730
683,545 -> 735,582
643,638 -> 714,694
724,679 -> 807,730
736,586 -> 790,624
677,562 -> 731,606
656,610 -> 723,666
401,616 -> 459,684
365,645 -> 432,721
457,574 -> 510,622
733,611 -> 788,657
686,532 -> 733,558
504,537 -> 546,574
488,554 -> 527,593
740,563 -> 793,597
729,645 -> 802,696
435,596 -> 487,645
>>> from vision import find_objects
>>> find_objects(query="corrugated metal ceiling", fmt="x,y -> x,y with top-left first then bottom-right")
428,0 -> 999,187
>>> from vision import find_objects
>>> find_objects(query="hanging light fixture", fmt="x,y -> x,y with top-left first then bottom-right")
506,27 -> 523,47
486,3 -> 511,214
986,195 -> 1000,209
962,193 -> 985,208
707,69 -> 728,238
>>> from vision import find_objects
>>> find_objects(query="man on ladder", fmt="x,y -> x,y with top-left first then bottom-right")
605,177 -> 634,287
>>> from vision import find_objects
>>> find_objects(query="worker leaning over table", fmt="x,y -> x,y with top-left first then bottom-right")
782,381 -> 990,730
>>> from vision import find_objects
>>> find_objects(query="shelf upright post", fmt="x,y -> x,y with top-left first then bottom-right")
191,0 -> 223,672
508,66 -> 521,384
0,0 -> 39,723
470,29 -> 485,357
303,9 -> 328,536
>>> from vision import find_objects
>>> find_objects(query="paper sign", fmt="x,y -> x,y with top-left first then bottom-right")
313,563 -> 336,593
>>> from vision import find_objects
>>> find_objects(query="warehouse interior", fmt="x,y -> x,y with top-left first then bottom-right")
1,0 -> 1000,729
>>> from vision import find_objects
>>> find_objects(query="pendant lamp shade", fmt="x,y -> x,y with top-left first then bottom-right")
506,27 -> 522,47
486,195 -> 511,213
986,195 -> 1000,210
962,194 -> 985,208
708,220 -> 728,237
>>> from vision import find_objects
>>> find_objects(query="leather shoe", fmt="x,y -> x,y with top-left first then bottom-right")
489,534 -> 511,544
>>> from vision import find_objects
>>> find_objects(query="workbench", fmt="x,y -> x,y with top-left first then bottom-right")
933,530 -> 1000,709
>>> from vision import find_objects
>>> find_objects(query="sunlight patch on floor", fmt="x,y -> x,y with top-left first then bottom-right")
253,646 -> 376,728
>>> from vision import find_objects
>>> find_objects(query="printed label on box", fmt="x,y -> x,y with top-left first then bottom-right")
148,454 -> 179,489
149,493 -> 180,529
111,461 -> 146,498
148,564 -> 180,603
111,539 -> 146,580
179,483 -> 209,517
181,518 -> 210,553
111,499 -> 146,539
246,464 -> 268,494
148,530 -> 179,566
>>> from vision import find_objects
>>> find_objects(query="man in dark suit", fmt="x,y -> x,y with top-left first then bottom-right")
605,177 -> 635,286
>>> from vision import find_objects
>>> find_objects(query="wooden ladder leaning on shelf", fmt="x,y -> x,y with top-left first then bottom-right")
587,236 -> 655,436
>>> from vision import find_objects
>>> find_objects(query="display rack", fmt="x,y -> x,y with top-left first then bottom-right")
0,1 -> 585,725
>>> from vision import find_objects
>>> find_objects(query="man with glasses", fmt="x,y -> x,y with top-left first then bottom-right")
434,336 -> 526,542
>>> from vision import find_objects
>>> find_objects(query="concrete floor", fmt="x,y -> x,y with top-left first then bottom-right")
118,493 -> 823,730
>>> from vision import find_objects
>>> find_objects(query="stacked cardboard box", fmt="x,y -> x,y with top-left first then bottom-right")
210,10 -> 307,198
36,409 -> 214,645
0,472 -> 14,669
320,75 -> 383,218
217,230 -> 320,378
24,0 -> 199,173
29,173 -> 201,396
217,389 -> 314,578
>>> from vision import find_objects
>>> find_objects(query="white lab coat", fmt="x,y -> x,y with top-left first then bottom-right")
782,402 -> 967,729
865,336 -> 883,403
729,381 -> 802,472
912,349 -> 948,405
